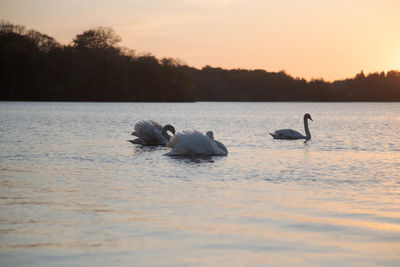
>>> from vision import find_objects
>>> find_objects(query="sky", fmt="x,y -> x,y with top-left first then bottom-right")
1,0 -> 400,81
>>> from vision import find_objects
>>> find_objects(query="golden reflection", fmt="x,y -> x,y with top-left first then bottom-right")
96,177 -> 400,265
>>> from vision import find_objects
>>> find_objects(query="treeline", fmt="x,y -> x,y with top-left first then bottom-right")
1,21 -> 400,101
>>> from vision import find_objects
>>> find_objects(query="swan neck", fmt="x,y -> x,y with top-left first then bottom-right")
162,125 -> 175,141
304,117 -> 311,139
162,127 -> 171,140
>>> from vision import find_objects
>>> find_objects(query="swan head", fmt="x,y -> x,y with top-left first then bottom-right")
304,113 -> 313,121
206,131 -> 214,139
162,124 -> 176,140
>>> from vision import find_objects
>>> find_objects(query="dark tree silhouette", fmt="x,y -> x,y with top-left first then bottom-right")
1,21 -> 400,102
72,27 -> 121,50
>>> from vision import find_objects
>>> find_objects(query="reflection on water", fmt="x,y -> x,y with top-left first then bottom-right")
131,144 -> 167,154
1,102 -> 400,266
167,155 -> 217,164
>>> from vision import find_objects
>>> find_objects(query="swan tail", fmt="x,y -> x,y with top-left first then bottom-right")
269,132 -> 279,139
128,138 -> 143,145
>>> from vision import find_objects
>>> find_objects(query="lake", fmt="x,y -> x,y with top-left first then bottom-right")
1,102 -> 400,266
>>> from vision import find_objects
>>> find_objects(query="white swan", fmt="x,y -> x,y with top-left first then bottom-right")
129,120 -> 175,146
270,113 -> 313,140
165,130 -> 228,156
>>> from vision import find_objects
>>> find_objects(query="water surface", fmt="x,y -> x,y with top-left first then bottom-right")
1,102 -> 400,266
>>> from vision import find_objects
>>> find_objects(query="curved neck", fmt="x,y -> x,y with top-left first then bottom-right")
304,117 -> 311,139
162,128 -> 171,140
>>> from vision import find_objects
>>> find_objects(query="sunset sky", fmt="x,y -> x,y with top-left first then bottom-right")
1,0 -> 399,81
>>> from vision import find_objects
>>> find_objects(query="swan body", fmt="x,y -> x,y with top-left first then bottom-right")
270,113 -> 313,140
129,120 -> 175,146
165,130 -> 228,156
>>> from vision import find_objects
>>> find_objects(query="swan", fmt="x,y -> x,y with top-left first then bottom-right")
129,120 -> 175,146
270,113 -> 313,140
165,130 -> 228,156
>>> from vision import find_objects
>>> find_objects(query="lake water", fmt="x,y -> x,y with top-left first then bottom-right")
1,102 -> 400,266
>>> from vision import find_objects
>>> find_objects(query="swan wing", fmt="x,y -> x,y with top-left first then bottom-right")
270,129 -> 305,139
149,120 -> 163,132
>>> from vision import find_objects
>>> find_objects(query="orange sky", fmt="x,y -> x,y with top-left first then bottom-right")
1,0 -> 399,81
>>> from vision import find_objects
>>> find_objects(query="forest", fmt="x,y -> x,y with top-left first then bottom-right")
1,21 -> 400,102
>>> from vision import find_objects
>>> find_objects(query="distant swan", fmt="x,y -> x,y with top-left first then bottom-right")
270,113 -> 313,140
165,130 -> 228,156
129,120 -> 175,146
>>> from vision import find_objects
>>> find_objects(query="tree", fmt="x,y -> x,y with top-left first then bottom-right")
0,20 -> 26,35
25,30 -> 61,52
72,27 -> 121,50
2,22 -> 400,102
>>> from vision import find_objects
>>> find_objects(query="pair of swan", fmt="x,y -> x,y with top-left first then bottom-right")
129,113 -> 313,156
128,121 -> 228,156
